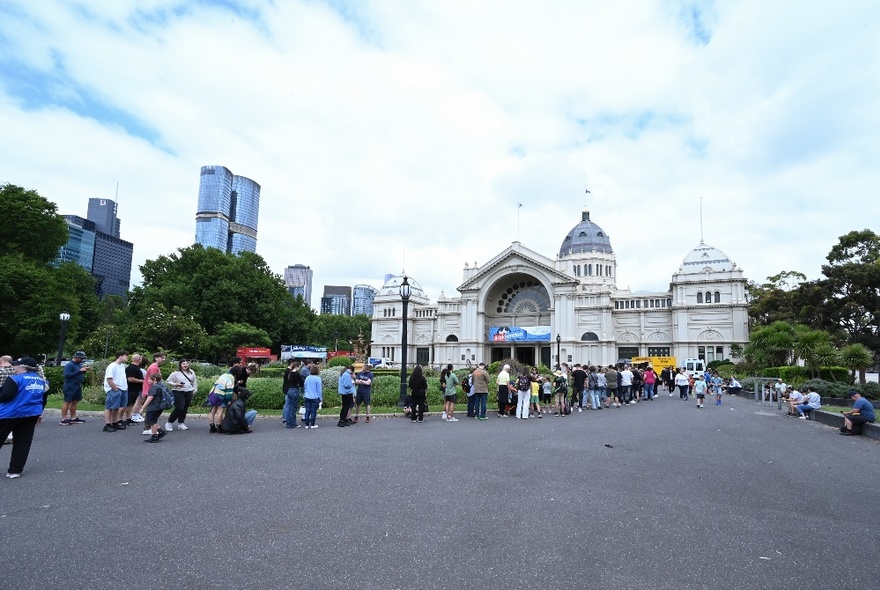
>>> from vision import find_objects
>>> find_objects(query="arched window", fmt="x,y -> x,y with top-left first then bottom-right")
705,291 -> 712,304
714,291 -> 721,303
697,292 -> 703,304
581,332 -> 599,341
446,335 -> 459,342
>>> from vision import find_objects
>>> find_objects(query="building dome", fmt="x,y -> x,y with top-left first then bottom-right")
377,273 -> 428,299
559,209 -> 613,258
678,242 -> 735,274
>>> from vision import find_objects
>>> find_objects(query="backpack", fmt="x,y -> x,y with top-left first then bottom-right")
157,383 -> 175,410
553,376 -> 568,394
460,375 -> 470,393
563,399 -> 572,415
517,375 -> 530,391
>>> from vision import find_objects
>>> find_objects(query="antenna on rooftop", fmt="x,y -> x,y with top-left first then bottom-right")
517,203 -> 522,242
585,186 -> 591,207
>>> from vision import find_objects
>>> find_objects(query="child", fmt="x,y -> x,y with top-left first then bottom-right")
143,373 -> 169,443
221,388 -> 256,434
530,377 -> 542,418
711,372 -> 724,405
541,378 -> 553,413
693,375 -> 707,409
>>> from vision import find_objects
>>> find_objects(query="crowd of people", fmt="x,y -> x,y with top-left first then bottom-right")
0,352 -> 876,478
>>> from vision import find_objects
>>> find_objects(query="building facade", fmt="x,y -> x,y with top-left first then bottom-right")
284,264 -> 314,306
57,214 -> 133,299
195,165 -> 260,254
86,197 -> 120,237
321,285 -> 352,316
371,209 -> 749,369
352,284 -> 377,316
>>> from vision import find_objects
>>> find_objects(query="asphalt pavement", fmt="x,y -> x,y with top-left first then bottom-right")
2,394 -> 878,590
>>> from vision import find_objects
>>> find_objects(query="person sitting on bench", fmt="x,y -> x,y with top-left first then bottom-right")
840,390 -> 875,436
796,387 -> 821,419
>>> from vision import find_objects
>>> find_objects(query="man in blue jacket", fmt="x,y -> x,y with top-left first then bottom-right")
338,365 -> 355,427
61,351 -> 90,425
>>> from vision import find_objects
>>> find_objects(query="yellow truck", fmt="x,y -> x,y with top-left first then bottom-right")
632,356 -> 677,372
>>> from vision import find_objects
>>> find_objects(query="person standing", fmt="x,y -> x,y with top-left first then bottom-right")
102,350 -> 129,432
464,368 -> 476,418
142,373 -> 170,443
605,365 -> 619,408
338,365 -> 355,427
571,363 -> 587,411
693,375 -> 708,408
643,366 -> 657,401
282,359 -> 303,429
587,366 -> 600,410
302,365 -> 322,429
619,365 -> 634,405
354,364 -> 374,424
61,351 -> 89,425
471,363 -> 490,421
496,364 -> 511,418
0,357 -> 48,478
122,354 -> 145,424
442,364 -> 460,422
132,353 -> 165,428
710,371 -> 724,405
165,359 -> 197,431
408,365 -> 428,423
675,368 -> 690,400
515,369 -> 531,419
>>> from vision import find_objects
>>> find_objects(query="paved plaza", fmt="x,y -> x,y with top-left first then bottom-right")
2,394 -> 878,590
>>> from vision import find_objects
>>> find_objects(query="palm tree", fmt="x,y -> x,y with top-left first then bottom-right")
812,343 -> 840,380
839,343 -> 873,385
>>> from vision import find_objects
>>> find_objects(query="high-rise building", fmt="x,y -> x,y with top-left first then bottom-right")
57,214 -> 133,299
195,165 -> 260,254
86,197 -> 120,237
320,285 -> 352,316
284,264 -> 313,307
352,284 -> 377,316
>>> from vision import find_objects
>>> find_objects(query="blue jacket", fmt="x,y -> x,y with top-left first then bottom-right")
338,370 -> 354,395
63,361 -> 85,394
0,372 -> 47,419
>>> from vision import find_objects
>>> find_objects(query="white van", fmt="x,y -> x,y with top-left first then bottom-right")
683,358 -> 706,378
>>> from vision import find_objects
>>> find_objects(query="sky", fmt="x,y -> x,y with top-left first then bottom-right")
1,0 -> 878,307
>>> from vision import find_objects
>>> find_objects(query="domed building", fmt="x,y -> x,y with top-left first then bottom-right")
370,209 -> 749,369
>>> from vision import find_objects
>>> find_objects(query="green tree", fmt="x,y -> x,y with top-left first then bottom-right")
839,343 -> 873,385
792,325 -> 832,378
125,303 -> 209,358
207,322 -> 272,361
312,314 -> 372,350
0,183 -> 68,264
744,321 -> 796,367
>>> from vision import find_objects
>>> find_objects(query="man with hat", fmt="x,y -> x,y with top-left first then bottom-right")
354,363 -> 375,424
0,357 -> 49,478
841,390 -> 875,436
61,351 -> 90,425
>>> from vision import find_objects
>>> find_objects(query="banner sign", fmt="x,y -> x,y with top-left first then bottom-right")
489,326 -> 552,342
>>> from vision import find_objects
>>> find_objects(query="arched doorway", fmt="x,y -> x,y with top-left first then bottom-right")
483,273 -> 552,367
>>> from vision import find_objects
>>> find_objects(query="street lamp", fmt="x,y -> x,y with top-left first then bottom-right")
57,310 -> 71,365
398,275 -> 412,407
555,334 -> 561,370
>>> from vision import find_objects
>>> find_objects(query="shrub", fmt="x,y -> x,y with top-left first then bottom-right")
488,358 -> 531,377
758,366 -> 850,383
245,378 -> 284,409
861,382 -> 880,400
43,366 -> 63,397
257,367 -> 285,378
328,356 -> 354,368
707,359 -> 734,370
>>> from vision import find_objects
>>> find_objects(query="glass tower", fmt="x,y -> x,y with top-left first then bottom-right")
195,165 -> 260,254
352,284 -> 377,316
284,264 -> 313,307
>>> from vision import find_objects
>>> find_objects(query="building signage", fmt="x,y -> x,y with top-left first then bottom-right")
489,326 -> 552,342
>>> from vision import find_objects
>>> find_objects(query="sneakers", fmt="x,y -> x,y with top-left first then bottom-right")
441,411 -> 447,420
304,425 -> 310,429
60,419 -> 71,425
156,429 -> 168,439
352,417 -> 359,424
798,415 -> 806,420
142,428 -> 152,435
164,422 -> 173,432
5,472 -> 21,479
131,413 -> 144,423
478,417 -> 488,421
210,424 -> 217,433
102,424 -> 116,432
365,416 -> 371,424
144,435 -> 160,443
177,423 -> 188,431
446,417 -> 459,422
337,420 -> 348,427
70,417 -> 85,424
311,424 -> 318,429
578,407 -> 582,413
114,421 -> 127,430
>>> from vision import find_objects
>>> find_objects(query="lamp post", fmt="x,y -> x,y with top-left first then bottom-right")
398,275 -> 411,407
57,310 -> 71,365
555,333 -> 561,370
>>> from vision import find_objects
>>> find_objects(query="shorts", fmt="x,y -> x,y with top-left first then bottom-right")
63,387 -> 83,403
104,389 -> 124,410
209,393 -> 234,408
444,394 -> 457,403
849,415 -> 872,427
127,390 -> 141,406
696,393 -> 706,399
530,395 -> 538,403
356,391 -> 371,405
541,393 -> 552,404
144,409 -> 163,427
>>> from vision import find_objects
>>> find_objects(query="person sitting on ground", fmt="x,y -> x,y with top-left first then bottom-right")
840,390 -> 875,436
727,376 -> 742,396
796,387 -> 821,419
221,388 -> 257,434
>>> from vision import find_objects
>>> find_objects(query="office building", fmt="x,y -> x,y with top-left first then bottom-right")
352,284 -> 377,316
58,214 -> 133,299
320,285 -> 352,316
284,264 -> 313,307
195,165 -> 260,254
86,197 -> 120,237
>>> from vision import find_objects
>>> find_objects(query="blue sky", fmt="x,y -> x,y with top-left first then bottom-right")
0,0 -> 878,304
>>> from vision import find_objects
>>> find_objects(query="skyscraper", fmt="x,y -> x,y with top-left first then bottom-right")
86,197 -> 120,237
352,284 -> 377,316
57,213 -> 133,299
284,264 -> 313,307
195,165 -> 260,254
321,285 -> 352,316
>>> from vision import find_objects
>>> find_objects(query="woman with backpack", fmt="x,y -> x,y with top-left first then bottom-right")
441,364 -> 460,422
515,369 -> 531,419
408,365 -> 428,423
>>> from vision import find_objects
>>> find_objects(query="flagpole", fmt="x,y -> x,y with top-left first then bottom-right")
517,203 -> 522,242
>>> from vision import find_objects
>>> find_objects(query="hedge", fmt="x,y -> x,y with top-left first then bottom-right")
758,366 -> 850,383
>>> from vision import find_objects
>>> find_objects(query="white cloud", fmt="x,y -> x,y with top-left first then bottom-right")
0,0 -> 877,311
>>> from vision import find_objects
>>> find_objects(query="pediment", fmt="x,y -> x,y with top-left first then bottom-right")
459,243 -> 577,291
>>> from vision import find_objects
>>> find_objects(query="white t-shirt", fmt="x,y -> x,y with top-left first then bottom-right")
806,392 -> 821,409
789,391 -> 804,403
104,361 -> 128,393
620,370 -> 633,386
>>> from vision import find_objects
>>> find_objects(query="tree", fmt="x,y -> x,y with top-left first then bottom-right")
125,303 -> 209,359
792,325 -> 832,378
0,183 -> 68,264
312,314 -> 372,350
839,343 -> 873,385
744,321 -> 796,367
746,271 -> 807,326
207,322 -> 272,362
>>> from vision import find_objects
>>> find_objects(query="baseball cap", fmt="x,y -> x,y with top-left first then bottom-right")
73,351 -> 87,358
12,356 -> 38,368
848,390 -> 860,398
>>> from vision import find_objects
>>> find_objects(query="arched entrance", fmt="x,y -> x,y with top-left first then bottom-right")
483,272 -> 552,368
